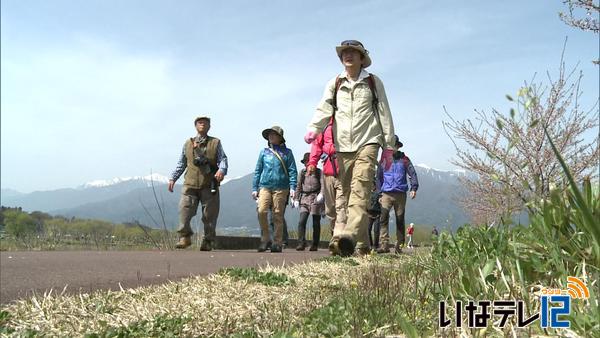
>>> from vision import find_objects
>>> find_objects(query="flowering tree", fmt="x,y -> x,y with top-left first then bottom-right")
443,61 -> 599,225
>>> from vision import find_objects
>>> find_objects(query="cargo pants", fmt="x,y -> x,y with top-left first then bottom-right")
337,144 -> 379,251
257,188 -> 289,246
379,191 -> 407,247
322,175 -> 347,237
177,185 -> 220,241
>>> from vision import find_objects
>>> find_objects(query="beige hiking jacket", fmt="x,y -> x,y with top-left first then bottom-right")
307,70 -> 395,153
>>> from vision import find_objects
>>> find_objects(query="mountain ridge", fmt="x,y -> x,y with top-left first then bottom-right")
2,165 -> 471,233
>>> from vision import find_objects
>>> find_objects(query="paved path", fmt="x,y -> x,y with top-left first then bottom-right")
0,250 -> 328,304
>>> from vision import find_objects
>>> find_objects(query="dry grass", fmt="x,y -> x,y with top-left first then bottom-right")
0,255 -> 406,337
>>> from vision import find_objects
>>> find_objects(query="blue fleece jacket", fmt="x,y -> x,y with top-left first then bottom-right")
252,145 -> 298,192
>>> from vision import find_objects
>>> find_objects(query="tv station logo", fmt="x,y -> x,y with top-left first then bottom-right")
439,276 -> 589,329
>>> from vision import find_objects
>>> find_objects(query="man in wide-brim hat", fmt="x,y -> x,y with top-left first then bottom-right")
304,40 -> 397,257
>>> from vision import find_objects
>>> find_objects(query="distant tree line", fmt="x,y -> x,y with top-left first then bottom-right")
0,206 -> 171,250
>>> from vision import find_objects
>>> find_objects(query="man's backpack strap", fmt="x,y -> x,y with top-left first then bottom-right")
403,156 -> 410,171
331,76 -> 343,115
366,74 -> 379,106
367,73 -> 386,146
327,75 -> 343,152
298,168 -> 306,193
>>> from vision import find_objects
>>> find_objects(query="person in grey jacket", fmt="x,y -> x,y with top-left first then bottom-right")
293,152 -> 325,251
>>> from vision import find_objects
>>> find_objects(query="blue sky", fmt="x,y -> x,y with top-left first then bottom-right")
1,0 -> 598,192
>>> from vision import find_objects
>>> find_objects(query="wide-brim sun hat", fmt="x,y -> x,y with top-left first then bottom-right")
301,152 -> 310,164
335,40 -> 372,68
394,135 -> 403,148
262,125 -> 286,143
194,116 -> 211,124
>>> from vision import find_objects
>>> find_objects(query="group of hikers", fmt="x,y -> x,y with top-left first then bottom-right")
168,40 -> 422,256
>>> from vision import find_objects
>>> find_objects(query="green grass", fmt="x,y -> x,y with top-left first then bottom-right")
285,261 -> 428,337
85,315 -> 190,338
317,255 -> 360,266
218,267 -> 296,287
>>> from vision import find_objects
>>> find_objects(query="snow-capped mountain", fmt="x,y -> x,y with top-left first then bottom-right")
81,173 -> 171,189
2,165 -> 473,231
2,173 -> 173,213
414,164 -> 469,182
79,173 -> 246,189
415,163 -> 465,174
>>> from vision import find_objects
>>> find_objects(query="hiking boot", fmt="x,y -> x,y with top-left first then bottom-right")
328,239 -> 340,256
394,244 -> 403,254
296,242 -> 306,251
199,239 -> 212,251
354,247 -> 370,257
337,236 -> 355,257
271,244 -> 283,253
175,236 -> 191,249
258,241 -> 271,252
309,243 -> 318,251
376,244 -> 390,254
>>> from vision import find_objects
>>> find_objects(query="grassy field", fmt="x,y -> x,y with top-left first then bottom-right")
1,181 -> 597,336
1,145 -> 597,336
0,251 -> 447,337
1,234 -> 597,337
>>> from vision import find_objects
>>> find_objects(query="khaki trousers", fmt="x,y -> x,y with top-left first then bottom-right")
379,191 -> 407,246
322,175 -> 347,236
257,188 -> 289,245
177,186 -> 220,240
337,144 -> 379,250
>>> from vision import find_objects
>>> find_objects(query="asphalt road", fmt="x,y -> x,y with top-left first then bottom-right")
0,250 -> 328,304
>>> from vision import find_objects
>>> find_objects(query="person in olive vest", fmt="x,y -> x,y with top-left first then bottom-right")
168,116 -> 228,250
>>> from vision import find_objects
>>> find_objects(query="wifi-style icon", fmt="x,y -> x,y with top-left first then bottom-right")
566,276 -> 590,299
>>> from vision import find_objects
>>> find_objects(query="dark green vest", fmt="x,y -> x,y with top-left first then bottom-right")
183,136 -> 220,189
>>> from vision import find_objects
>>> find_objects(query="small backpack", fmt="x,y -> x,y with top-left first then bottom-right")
394,151 -> 410,171
299,167 -> 321,192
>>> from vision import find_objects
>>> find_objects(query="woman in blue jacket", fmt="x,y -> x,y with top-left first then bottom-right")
252,126 -> 298,252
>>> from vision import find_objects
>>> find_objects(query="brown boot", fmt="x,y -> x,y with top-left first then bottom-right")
175,236 -> 191,249
296,241 -> 306,251
354,246 -> 370,257
199,238 -> 212,251
328,238 -> 340,256
338,236 -> 355,257
376,243 -> 390,254
395,243 -> 403,254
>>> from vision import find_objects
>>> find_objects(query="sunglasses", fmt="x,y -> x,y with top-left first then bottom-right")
339,40 -> 369,54
340,40 -> 363,47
